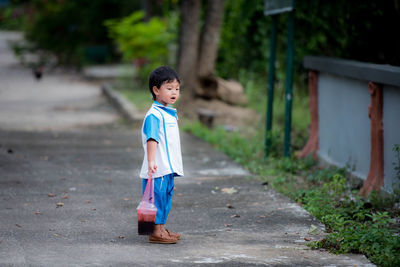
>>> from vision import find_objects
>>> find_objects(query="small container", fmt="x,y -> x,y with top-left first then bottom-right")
137,202 -> 157,235
137,175 -> 157,235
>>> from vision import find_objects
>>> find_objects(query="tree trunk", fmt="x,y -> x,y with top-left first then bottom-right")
141,0 -> 151,22
177,0 -> 201,99
197,0 -> 224,77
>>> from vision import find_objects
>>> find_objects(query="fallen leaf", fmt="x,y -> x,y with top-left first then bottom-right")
221,187 -> 238,194
304,237 -> 311,241
119,235 -> 125,239
35,210 -> 41,215
259,215 -> 266,218
15,224 -> 22,228
123,197 -> 130,201
62,195 -> 69,199
224,224 -> 233,227
56,202 -> 64,207
48,193 -> 56,197
177,193 -> 183,197
215,186 -> 219,190
231,214 -> 240,218
226,204 -> 235,209
308,224 -> 321,235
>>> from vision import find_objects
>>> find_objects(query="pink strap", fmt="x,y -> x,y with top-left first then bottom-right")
148,174 -> 154,204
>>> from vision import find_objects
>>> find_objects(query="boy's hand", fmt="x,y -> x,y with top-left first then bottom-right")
148,161 -> 157,175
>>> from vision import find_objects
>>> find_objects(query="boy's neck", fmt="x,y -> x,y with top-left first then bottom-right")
154,100 -> 168,107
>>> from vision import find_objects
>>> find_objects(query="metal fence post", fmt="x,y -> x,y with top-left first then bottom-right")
284,10 -> 294,157
265,15 -> 277,157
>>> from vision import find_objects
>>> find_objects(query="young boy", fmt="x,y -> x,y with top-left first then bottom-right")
139,66 -> 183,244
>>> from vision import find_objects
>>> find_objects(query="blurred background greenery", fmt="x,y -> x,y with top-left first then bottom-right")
2,0 -> 398,153
2,0 -> 399,72
1,0 -> 399,153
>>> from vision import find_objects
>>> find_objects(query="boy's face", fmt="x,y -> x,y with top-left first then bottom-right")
153,79 -> 180,107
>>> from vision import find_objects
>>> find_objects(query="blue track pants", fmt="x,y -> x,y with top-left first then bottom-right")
142,173 -> 174,225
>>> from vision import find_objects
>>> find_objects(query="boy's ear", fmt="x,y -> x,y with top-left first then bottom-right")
152,86 -> 159,96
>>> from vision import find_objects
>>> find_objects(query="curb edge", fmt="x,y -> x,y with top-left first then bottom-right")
101,83 -> 141,123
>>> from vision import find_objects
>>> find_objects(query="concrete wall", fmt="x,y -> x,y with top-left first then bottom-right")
383,85 -> 400,192
304,56 -> 400,193
318,73 -> 371,179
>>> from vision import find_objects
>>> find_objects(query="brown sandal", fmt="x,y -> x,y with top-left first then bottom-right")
166,229 -> 181,240
149,233 -> 178,244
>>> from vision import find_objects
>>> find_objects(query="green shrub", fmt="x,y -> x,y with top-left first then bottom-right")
0,5 -> 26,30
105,10 -> 177,82
23,0 -> 140,66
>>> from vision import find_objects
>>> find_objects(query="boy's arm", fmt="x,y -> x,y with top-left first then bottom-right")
147,139 -> 158,175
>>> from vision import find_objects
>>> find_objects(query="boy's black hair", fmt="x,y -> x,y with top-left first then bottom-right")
148,66 -> 180,100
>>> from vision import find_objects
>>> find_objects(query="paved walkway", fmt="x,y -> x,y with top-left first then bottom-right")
0,31 -> 373,266
0,32 -> 119,131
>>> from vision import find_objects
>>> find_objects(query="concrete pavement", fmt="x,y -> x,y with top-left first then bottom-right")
0,31 -> 374,266
0,32 -> 119,131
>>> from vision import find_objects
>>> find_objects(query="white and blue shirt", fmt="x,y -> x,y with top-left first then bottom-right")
139,101 -> 184,179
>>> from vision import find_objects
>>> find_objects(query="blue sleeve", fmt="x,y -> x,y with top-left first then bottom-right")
143,114 -> 160,143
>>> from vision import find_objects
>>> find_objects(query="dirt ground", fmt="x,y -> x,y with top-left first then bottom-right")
181,98 -> 262,132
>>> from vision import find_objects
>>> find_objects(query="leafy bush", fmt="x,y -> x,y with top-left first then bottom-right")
302,176 -> 400,267
0,5 -> 26,30
23,0 -> 140,66
105,10 -> 178,81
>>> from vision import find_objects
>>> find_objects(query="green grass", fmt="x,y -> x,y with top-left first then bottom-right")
112,77 -> 153,111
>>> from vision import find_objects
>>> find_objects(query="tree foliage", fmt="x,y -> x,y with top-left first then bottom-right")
105,11 -> 173,63
23,0 -> 140,65
217,0 -> 400,80
105,10 -> 177,81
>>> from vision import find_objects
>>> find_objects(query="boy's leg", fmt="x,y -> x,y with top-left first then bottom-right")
143,177 -> 177,243
160,174 -> 181,239
162,173 -> 175,222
